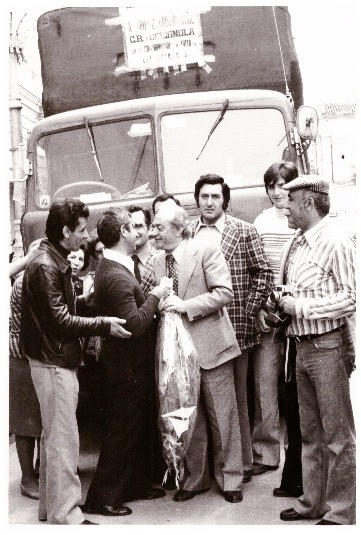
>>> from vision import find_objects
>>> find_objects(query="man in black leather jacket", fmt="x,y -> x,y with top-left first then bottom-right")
20,198 -> 131,525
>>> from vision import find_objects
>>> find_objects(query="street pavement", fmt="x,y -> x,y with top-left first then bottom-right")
8,420 -> 312,526
8,374 -> 357,526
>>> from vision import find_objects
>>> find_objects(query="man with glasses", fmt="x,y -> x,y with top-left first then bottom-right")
128,206 -> 158,284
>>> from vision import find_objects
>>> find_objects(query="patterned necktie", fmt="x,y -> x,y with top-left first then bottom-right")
132,254 -> 142,283
166,254 -> 178,295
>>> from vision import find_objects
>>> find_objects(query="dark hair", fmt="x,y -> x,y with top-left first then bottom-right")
263,161 -> 299,192
151,194 -> 180,215
97,208 -> 131,248
128,205 -> 152,227
79,244 -> 90,271
45,198 -> 89,243
194,174 -> 230,211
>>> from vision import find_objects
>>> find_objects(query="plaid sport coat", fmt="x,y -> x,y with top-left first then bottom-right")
189,214 -> 273,351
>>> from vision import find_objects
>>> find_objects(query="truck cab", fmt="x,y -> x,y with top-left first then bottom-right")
22,88 -> 311,246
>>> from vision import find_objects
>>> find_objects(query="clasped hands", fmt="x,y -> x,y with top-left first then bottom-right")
151,276 -> 186,314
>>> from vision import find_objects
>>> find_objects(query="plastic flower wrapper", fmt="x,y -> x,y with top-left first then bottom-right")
155,289 -> 200,489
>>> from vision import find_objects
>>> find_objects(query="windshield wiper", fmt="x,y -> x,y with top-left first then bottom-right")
196,99 -> 229,160
84,118 -> 105,182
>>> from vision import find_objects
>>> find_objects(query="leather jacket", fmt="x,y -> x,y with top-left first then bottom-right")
20,239 -> 110,368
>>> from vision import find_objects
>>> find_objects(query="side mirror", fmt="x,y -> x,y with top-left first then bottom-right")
296,105 -> 318,140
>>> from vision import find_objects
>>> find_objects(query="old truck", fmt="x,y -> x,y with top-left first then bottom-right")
21,5 -> 318,247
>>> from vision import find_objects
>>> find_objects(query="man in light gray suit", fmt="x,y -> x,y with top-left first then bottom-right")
151,204 -> 243,504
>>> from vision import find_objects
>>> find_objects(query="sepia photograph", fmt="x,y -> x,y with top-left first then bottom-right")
3,0 -> 357,528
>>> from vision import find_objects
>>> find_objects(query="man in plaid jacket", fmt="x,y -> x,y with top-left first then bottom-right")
189,174 -> 273,482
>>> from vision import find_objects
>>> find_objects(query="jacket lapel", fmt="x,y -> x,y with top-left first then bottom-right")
178,240 -> 198,299
221,215 -> 241,262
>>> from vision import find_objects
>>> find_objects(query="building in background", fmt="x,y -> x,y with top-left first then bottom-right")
9,11 -> 43,258
308,102 -> 356,236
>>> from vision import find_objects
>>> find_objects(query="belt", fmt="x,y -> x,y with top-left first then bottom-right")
290,326 -> 341,342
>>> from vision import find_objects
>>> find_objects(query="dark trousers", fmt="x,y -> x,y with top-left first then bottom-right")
85,377 -> 153,508
279,337 -> 303,495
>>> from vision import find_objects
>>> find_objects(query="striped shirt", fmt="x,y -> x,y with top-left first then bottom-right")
285,215 -> 356,336
9,273 -> 25,359
254,207 -> 294,284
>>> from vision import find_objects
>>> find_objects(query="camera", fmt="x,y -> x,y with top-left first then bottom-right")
265,285 -> 292,328
269,285 -> 292,305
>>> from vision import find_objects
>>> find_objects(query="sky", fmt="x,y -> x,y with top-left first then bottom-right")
3,0 -> 359,106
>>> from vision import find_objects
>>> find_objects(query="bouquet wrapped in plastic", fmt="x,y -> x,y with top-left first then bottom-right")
155,283 -> 200,489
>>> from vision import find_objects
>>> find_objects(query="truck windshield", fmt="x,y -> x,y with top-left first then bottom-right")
161,108 -> 289,193
35,117 -> 156,208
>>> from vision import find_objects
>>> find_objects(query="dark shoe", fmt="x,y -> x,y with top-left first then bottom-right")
316,519 -> 341,525
280,508 -> 307,521
81,504 -> 132,517
81,520 -> 98,525
173,488 -> 210,502
20,482 -> 39,500
273,487 -> 302,498
137,488 -> 166,500
224,491 -> 243,503
243,469 -> 253,483
252,463 -> 279,476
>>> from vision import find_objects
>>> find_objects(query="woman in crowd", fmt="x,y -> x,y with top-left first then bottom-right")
68,244 -> 89,296
253,161 -> 303,497
9,241 -> 43,500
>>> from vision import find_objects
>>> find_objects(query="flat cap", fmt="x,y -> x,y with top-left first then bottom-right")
282,174 -> 330,194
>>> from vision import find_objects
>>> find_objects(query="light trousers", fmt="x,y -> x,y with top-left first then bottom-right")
182,359 -> 243,492
252,331 -> 283,466
29,360 -> 84,525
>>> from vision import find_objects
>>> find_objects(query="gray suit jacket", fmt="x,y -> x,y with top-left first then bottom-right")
152,239 -> 240,369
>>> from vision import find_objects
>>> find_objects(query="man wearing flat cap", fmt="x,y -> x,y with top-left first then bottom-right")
276,175 -> 356,525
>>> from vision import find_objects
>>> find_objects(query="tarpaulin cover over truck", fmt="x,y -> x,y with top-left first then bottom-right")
38,6 -> 303,117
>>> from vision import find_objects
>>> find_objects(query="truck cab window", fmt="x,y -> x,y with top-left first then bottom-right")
35,118 -> 156,208
161,108 -> 289,194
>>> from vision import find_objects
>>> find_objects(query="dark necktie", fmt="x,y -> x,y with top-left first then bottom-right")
132,254 -> 142,283
166,253 -> 178,295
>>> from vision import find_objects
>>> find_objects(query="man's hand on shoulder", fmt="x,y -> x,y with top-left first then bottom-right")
108,317 -> 132,338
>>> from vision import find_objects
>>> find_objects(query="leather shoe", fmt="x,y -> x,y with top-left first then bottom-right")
280,508 -> 307,521
136,488 -> 166,500
316,519 -> 341,525
273,487 -> 302,498
173,488 -> 210,502
224,491 -> 243,503
81,504 -> 132,516
252,463 -> 279,476
243,469 -> 253,483
20,482 -> 39,500
81,520 -> 98,525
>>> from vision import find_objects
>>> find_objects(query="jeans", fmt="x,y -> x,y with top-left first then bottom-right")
295,330 -> 356,524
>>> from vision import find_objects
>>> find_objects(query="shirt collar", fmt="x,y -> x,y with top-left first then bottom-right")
194,212 -> 226,234
103,248 -> 134,275
167,239 -> 187,265
136,241 -> 152,266
302,215 -> 329,247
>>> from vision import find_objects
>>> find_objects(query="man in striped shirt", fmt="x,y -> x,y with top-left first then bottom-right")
278,175 -> 356,525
